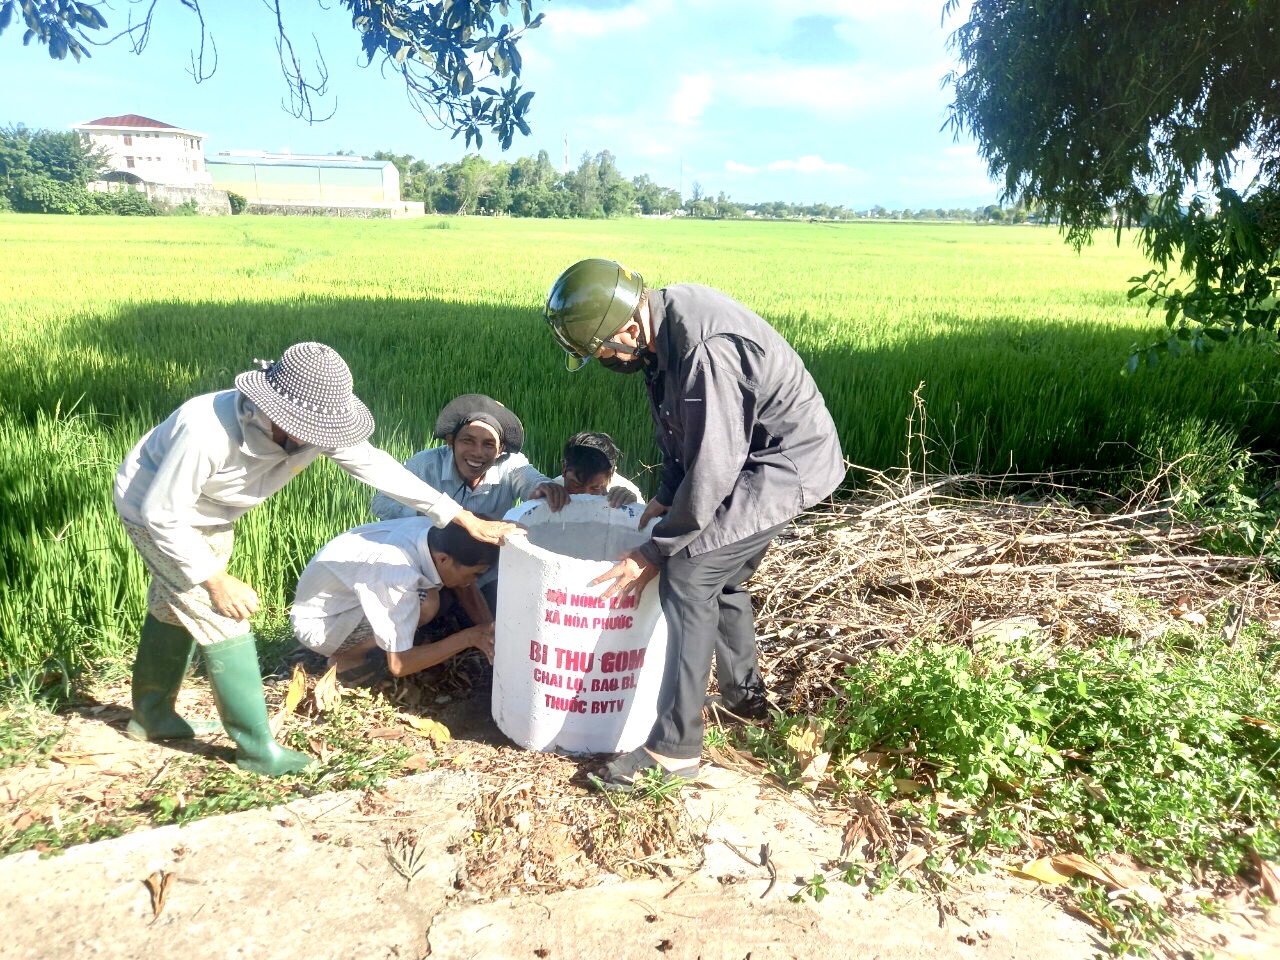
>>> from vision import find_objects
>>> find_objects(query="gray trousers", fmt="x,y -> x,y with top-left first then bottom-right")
647,523 -> 786,758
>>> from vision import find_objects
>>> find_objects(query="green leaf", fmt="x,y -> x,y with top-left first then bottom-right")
0,1 -> 12,33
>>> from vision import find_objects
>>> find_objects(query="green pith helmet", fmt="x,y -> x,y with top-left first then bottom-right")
543,258 -> 645,372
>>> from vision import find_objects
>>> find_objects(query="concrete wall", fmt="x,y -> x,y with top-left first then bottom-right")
245,200 -> 425,219
86,181 -> 232,215
145,183 -> 232,215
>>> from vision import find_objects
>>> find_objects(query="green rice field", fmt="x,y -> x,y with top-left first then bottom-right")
1,214 -> 1276,686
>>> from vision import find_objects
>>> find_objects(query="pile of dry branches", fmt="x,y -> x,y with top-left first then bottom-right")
754,467 -> 1279,713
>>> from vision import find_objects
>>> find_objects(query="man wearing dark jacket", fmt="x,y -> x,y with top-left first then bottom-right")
543,259 -> 845,789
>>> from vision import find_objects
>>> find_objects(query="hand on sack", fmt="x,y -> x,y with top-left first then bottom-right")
529,482 -> 570,511
589,548 -> 660,601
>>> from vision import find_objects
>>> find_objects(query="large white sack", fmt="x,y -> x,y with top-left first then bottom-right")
492,497 -> 667,754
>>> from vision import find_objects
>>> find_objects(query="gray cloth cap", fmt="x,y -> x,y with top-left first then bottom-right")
432,394 -> 524,453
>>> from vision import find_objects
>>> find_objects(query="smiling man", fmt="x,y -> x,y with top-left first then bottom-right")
542,259 -> 846,790
371,394 -> 567,613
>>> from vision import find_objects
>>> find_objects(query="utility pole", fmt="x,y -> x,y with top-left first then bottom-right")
563,134 -> 569,174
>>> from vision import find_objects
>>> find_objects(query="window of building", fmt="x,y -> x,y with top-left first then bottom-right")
123,135 -> 133,146
125,157 -> 135,168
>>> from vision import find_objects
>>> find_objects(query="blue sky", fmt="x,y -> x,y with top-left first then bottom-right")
0,0 -> 998,210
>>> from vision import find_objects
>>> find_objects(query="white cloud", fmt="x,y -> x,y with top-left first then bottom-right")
727,60 -> 949,118
725,160 -> 759,173
767,155 -> 849,174
544,4 -> 653,37
670,75 -> 714,126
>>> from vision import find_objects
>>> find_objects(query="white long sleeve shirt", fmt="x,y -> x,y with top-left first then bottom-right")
290,517 -> 442,656
114,390 -> 463,585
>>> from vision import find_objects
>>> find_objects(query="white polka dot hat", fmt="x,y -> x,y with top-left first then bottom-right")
234,342 -> 375,449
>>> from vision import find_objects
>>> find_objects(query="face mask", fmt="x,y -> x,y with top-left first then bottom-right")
599,354 -> 648,374
597,324 -> 650,374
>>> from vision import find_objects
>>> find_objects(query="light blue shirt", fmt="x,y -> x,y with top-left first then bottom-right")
370,445 -> 550,523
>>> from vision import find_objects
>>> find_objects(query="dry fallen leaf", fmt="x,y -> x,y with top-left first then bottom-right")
1011,856 -> 1074,886
933,791 -> 976,816
271,663 -> 308,736
840,818 -> 867,860
799,752 -> 831,790
1250,850 -> 1280,903
1012,853 -> 1165,905
51,752 -> 102,767
398,714 -> 452,745
785,723 -> 822,759
1170,594 -> 1208,627
311,665 -> 342,713
896,845 -> 928,873
144,870 -> 175,919
1241,716 -> 1277,733
402,754 -> 434,771
846,752 -> 886,777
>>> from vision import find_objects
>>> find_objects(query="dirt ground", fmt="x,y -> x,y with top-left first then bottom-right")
2,671 -> 1278,959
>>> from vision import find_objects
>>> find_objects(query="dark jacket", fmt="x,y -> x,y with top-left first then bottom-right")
637,284 -> 845,563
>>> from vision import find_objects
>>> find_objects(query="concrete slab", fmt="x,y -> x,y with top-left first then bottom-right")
3,769 -> 475,960
3,762 -> 1275,960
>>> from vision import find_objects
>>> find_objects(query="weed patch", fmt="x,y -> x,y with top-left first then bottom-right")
745,624 -> 1280,949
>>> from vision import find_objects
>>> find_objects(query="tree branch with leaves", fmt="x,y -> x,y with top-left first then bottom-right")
1,0 -> 545,148
944,0 -> 1280,367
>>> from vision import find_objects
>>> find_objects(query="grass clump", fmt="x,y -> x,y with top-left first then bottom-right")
747,624 -> 1280,878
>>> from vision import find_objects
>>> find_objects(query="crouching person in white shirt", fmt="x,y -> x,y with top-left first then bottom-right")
291,518 -> 497,686
113,342 -> 520,778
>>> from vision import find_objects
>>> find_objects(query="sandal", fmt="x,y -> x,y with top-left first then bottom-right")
333,650 -> 391,689
588,746 -> 700,792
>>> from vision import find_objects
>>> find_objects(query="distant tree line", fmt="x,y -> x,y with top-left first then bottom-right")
375,147 -> 1046,223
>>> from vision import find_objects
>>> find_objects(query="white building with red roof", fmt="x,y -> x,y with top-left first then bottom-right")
70,114 -> 212,187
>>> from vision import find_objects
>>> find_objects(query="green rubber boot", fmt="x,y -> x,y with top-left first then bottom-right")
203,633 -> 314,777
125,615 -> 223,741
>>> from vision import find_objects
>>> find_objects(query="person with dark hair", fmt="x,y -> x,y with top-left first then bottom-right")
114,342 -> 520,777
542,260 -> 845,790
553,431 -> 643,507
371,393 -> 569,613
291,517 -> 498,683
